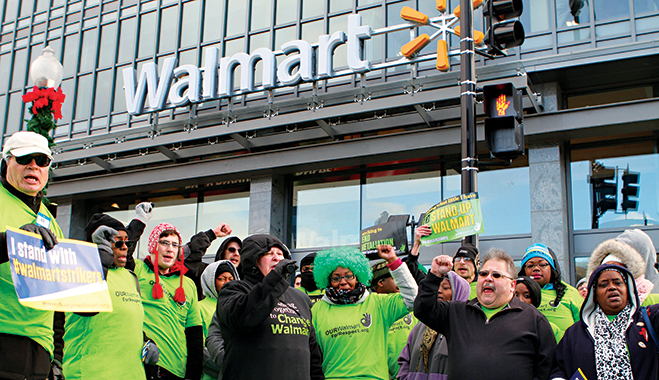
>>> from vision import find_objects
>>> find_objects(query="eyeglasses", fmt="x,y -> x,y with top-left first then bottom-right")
478,270 -> 514,280
524,262 -> 550,270
113,239 -> 135,249
330,274 -> 355,283
227,247 -> 240,253
158,240 -> 180,249
12,154 -> 51,167
453,257 -> 474,263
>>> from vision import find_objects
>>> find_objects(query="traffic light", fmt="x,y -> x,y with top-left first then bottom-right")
482,83 -> 524,159
483,0 -> 525,56
621,170 -> 640,212
589,166 -> 617,229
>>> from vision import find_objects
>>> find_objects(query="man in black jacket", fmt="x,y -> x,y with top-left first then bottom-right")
414,248 -> 555,380
216,234 -> 324,380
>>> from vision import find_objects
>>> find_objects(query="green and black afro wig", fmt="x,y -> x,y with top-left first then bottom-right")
313,246 -> 373,289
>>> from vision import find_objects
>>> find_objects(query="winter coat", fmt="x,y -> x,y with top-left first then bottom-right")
216,234 -> 324,380
398,272 -> 471,380
414,272 -> 556,380
551,263 -> 659,380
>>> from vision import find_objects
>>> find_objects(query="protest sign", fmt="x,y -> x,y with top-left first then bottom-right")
6,226 -> 112,312
420,193 -> 484,246
361,217 -> 408,259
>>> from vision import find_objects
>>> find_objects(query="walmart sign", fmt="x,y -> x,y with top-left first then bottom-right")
124,15 -> 375,115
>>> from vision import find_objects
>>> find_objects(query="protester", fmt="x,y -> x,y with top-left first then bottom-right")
294,273 -> 302,287
414,248 -> 556,380
216,234 -> 324,380
515,276 -> 564,343
133,223 -> 203,380
519,243 -> 582,333
587,228 -> 659,306
62,214 -> 159,379
0,131 -> 64,379
576,277 -> 587,298
452,244 -> 480,299
297,252 -> 324,304
408,225 -> 431,283
311,245 -> 418,380
371,259 -> 418,379
198,260 -> 238,380
182,225 -> 235,300
551,264 -> 659,380
397,271 -> 470,380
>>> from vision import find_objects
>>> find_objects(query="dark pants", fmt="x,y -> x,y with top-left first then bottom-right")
145,365 -> 184,380
0,333 -> 50,380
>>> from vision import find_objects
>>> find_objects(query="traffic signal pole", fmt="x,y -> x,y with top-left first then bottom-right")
460,0 -> 478,248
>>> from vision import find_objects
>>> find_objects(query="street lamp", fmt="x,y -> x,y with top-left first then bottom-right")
29,46 -> 64,89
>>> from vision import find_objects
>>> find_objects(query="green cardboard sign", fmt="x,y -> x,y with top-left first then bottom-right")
420,193 -> 484,246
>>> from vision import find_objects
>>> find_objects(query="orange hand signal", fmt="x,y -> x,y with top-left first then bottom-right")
496,94 -> 510,116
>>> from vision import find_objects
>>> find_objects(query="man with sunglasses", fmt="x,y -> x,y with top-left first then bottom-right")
451,244 -> 480,300
0,131 -> 64,380
414,248 -> 556,380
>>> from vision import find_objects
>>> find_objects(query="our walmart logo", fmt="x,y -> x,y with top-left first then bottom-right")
399,0 -> 485,71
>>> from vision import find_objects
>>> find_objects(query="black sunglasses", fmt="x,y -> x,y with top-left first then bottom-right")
13,154 -> 52,168
478,270 -> 514,280
113,240 -> 135,249
227,247 -> 241,253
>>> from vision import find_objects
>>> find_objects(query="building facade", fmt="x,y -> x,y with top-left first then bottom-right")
1,0 -> 658,283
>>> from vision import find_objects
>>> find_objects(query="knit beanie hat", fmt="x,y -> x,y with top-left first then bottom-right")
521,243 -> 556,270
371,260 -> 392,288
453,244 -> 479,264
147,223 -> 185,302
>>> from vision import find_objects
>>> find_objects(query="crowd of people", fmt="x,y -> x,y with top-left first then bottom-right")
2,130 -> 659,380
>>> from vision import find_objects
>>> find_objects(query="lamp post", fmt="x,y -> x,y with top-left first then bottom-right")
22,46 -> 66,146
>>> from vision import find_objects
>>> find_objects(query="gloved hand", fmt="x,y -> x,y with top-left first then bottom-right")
20,224 -> 58,250
274,259 -> 298,279
92,226 -> 118,268
49,359 -> 64,380
135,202 -> 154,224
142,340 -> 160,365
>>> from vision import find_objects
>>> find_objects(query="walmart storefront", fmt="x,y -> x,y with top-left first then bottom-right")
1,0 -> 658,283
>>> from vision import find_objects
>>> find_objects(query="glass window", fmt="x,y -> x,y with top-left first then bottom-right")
302,0 -> 324,19
274,26 -> 296,49
571,142 -> 659,230
20,0 -> 34,18
62,34 -> 80,78
521,0 -> 551,33
117,17 -> 136,63
94,69 -> 113,116
181,1 -> 200,48
4,0 -> 18,23
0,95 -> 5,134
79,28 -> 99,73
330,0 -> 352,13
196,192 -> 250,259
98,22 -> 117,68
139,12 -> 156,58
358,7 -> 383,63
301,20 -> 324,44
594,0 -> 629,21
358,0 -> 379,6
276,0 -> 298,25
113,65 -> 127,113
328,15 -> 348,68
11,49 -> 27,90
179,49 -> 197,66
58,78 -> 74,125
556,0 -> 590,27
635,0 -> 659,14
0,53 -> 9,93
443,167 -> 532,236
159,6 -> 178,53
203,0 -> 223,42
386,1 -> 411,59
251,0 -> 272,31
75,74 -> 93,120
6,92 -> 24,135
293,179 -> 361,249
36,0 -> 50,13
226,0 -> 247,37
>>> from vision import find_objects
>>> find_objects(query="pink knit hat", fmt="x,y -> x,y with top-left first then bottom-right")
147,223 -> 186,302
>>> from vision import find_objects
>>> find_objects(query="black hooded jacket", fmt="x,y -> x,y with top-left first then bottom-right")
216,234 -> 324,380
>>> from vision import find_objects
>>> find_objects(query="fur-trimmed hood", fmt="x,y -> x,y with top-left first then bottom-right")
587,238 -> 646,279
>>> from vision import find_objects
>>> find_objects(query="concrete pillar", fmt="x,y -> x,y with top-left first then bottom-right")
536,82 -> 562,112
528,142 -> 571,277
54,198 -> 88,240
248,175 -> 288,241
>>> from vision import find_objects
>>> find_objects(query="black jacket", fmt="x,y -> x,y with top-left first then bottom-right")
216,235 -> 324,380
414,272 -> 556,380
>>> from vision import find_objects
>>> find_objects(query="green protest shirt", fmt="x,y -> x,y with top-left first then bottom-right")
537,282 -> 582,333
469,281 -> 478,300
387,313 -> 417,378
134,260 -> 202,378
480,304 -> 506,320
312,292 -> 409,380
63,267 -> 145,379
0,184 -> 63,357
199,297 -> 216,338
549,321 -> 564,343
641,293 -> 659,307
297,286 -> 324,306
